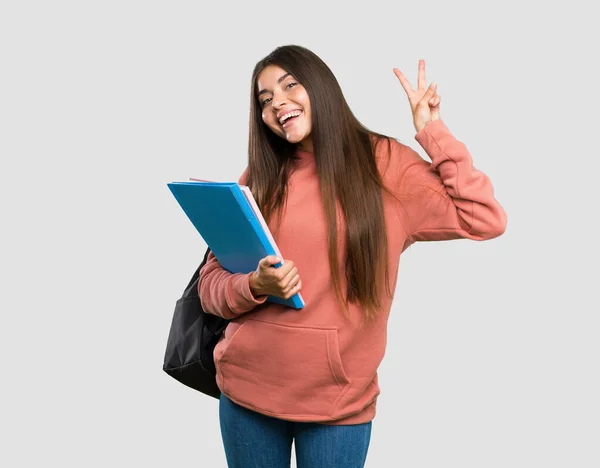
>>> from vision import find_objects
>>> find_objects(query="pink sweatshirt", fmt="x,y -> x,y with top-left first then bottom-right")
199,119 -> 507,425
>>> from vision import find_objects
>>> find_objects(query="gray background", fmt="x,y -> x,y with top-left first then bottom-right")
1,1 -> 598,467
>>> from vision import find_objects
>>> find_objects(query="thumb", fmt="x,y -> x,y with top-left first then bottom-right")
424,82 -> 437,100
263,255 -> 282,267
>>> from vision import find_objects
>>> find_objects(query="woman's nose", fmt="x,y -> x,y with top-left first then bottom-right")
271,92 -> 288,110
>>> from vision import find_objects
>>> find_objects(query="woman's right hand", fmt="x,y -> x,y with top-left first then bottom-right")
249,255 -> 302,299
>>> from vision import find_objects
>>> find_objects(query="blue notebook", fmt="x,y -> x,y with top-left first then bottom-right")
168,180 -> 305,309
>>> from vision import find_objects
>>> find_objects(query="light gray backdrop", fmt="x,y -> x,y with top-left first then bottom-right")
1,1 -> 598,467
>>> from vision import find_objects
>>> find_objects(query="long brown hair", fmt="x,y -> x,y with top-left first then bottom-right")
246,44 -> 409,325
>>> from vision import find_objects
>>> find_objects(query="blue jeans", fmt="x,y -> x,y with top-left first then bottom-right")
219,393 -> 372,468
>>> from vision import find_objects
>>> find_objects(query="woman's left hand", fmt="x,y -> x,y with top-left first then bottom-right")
393,59 -> 441,133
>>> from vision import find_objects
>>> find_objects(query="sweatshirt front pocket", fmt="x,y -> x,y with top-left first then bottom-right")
217,318 -> 351,421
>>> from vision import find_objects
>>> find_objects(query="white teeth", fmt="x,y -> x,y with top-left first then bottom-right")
279,110 -> 302,125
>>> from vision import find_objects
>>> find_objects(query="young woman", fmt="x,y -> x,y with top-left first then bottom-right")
199,44 -> 507,468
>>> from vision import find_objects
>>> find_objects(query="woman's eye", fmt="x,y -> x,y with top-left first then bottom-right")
260,83 -> 297,106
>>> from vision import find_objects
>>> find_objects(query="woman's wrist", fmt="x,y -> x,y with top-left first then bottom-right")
249,272 -> 264,297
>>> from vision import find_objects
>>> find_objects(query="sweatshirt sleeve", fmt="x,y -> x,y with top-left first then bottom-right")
396,119 -> 507,246
199,251 -> 268,319
197,167 -> 269,319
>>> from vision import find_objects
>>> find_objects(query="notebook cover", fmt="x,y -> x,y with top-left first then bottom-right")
168,181 -> 304,309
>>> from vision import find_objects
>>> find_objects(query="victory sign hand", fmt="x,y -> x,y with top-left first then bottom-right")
393,59 -> 441,133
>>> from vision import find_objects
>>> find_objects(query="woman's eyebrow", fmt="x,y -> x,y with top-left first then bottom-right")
257,73 -> 293,97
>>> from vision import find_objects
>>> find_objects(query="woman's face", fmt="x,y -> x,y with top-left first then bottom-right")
257,64 -> 313,153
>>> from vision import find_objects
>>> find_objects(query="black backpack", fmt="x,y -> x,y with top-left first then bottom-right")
162,247 -> 230,398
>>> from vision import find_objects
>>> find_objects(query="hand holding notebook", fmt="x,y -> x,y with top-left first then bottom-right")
167,178 -> 305,309
249,254 -> 303,301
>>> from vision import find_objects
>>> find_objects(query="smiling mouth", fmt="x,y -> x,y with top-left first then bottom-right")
282,112 -> 302,128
